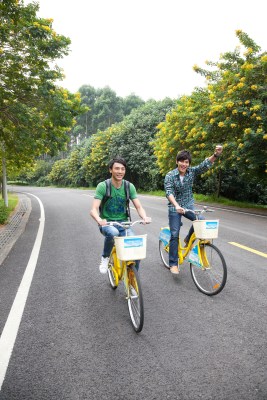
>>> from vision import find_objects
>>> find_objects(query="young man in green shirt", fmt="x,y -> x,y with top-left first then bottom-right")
90,157 -> 150,274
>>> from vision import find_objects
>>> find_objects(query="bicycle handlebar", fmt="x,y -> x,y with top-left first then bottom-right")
184,206 -> 214,215
106,218 -> 152,228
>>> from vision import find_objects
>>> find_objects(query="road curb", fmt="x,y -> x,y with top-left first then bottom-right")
195,202 -> 267,217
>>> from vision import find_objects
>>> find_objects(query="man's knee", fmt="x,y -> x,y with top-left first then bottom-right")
101,226 -> 119,238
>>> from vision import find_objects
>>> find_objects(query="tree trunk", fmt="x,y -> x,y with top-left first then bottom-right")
2,157 -> 8,207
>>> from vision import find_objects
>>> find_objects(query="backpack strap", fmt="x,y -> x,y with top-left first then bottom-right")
105,178 -> 112,198
124,180 -> 131,221
99,178 -> 112,213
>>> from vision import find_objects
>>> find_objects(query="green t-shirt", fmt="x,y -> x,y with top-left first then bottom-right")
94,180 -> 137,221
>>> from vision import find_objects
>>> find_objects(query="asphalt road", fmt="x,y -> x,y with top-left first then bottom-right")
0,187 -> 266,400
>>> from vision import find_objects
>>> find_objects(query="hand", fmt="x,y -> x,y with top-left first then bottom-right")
98,219 -> 108,226
142,217 -> 152,224
214,144 -> 223,157
175,205 -> 185,214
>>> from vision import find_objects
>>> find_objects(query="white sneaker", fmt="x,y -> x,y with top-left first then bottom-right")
99,257 -> 109,274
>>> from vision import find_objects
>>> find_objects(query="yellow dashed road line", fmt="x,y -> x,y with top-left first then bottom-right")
229,242 -> 267,258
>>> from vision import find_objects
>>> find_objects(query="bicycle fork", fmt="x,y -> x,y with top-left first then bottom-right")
123,264 -> 138,300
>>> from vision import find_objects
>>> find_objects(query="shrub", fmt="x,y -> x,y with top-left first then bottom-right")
0,200 -> 9,224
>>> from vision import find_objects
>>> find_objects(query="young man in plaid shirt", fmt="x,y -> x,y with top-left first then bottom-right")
164,145 -> 223,274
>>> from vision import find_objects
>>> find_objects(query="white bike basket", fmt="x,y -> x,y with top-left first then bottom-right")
193,220 -> 219,239
114,235 -> 147,261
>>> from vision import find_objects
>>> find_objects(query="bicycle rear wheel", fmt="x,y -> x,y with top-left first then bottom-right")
159,240 -> 170,269
127,265 -> 144,333
190,243 -> 227,296
107,252 -> 118,289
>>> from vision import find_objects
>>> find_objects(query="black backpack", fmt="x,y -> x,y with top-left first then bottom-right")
100,178 -> 131,221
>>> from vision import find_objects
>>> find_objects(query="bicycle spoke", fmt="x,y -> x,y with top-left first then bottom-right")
159,240 -> 170,269
127,266 -> 144,332
190,243 -> 227,296
107,252 -> 118,289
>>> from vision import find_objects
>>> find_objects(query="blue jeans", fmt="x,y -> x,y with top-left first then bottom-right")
168,210 -> 204,267
99,224 -> 140,270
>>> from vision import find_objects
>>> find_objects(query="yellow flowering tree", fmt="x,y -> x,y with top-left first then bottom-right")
154,30 -> 267,187
153,89 -> 211,175
193,30 -> 266,180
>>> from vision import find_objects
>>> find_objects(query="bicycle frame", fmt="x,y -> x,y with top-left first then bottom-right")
159,208 -> 227,295
109,246 -> 134,298
161,229 -> 209,268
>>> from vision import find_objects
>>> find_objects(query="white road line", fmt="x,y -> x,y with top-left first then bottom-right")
0,193 -> 45,391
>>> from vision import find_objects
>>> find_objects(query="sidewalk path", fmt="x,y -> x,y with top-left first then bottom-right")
0,193 -> 31,265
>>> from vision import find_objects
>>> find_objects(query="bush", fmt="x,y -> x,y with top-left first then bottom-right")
194,170 -> 267,204
0,200 -> 9,224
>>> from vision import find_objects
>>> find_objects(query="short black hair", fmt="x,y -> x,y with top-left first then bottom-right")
108,157 -> 127,169
176,150 -> 192,164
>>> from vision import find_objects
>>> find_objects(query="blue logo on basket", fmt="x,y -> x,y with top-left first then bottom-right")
124,238 -> 144,248
206,221 -> 218,229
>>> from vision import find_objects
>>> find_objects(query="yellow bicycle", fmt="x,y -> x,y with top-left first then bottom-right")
107,220 -> 150,333
159,207 -> 227,296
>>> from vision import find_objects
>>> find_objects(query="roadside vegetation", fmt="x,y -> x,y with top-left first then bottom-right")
0,193 -> 18,225
1,1 -> 266,209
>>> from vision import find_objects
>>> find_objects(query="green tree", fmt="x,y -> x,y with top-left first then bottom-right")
47,159 -> 69,186
121,93 -> 145,115
70,85 -> 145,141
0,0 -> 87,171
19,159 -> 53,185
82,126 -> 117,185
83,98 -> 176,189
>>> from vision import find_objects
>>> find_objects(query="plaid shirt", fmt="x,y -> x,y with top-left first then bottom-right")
164,158 -> 212,211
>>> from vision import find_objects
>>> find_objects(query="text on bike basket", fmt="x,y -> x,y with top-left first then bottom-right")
123,237 -> 144,248
193,220 -> 219,239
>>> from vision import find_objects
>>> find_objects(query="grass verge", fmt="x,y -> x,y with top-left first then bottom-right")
0,193 -> 19,225
139,190 -> 266,210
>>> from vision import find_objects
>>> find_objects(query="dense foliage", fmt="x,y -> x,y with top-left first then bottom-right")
69,85 -> 145,144
0,0 -> 87,173
7,26 -> 267,205
153,30 -> 267,200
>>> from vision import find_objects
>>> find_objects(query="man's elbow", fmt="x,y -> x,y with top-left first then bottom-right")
90,209 -> 96,217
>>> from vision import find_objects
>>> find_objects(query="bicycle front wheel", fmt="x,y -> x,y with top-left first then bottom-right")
159,240 -> 170,269
107,252 -> 118,289
190,243 -> 227,296
127,265 -> 144,333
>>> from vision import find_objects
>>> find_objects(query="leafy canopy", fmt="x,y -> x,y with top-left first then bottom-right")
154,31 -> 267,182
0,0 -> 87,169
